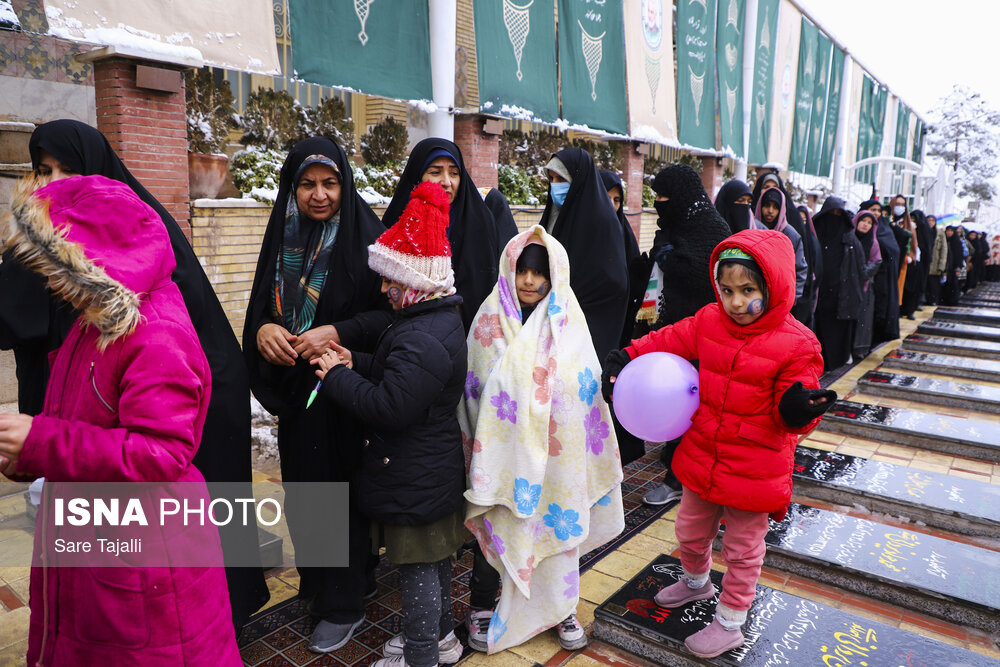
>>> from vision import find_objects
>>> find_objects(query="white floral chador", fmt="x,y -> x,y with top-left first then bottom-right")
459,225 -> 625,652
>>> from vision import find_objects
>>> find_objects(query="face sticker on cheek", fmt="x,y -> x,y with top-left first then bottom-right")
537,281 -> 550,297
387,285 -> 403,304
747,299 -> 764,315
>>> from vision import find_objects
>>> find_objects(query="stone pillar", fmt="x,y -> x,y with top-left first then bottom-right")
700,156 -> 723,200
453,114 -> 499,191
90,56 -> 191,239
623,141 -> 645,239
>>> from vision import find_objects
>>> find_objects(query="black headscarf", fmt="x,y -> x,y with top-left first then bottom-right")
16,118 -> 269,627
752,170 -> 821,324
539,148 -> 628,362
245,136 -> 387,416
484,187 -> 519,251
598,169 -> 646,349
647,163 -> 732,326
382,138 -> 500,330
854,211 -> 878,257
714,179 -> 754,233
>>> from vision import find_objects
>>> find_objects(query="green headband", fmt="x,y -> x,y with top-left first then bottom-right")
718,247 -> 753,262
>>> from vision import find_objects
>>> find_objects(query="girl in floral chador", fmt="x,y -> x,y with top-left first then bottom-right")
458,226 -> 624,654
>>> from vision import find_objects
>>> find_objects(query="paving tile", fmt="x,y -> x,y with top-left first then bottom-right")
580,569 -> 626,605
897,621 -> 966,648
508,628 -> 562,664
616,533 -> 673,561
839,592 -> 904,621
638,519 -> 676,544
460,649 -> 535,666
800,438 -> 836,451
0,638 -> 27,667
591,551 -> 651,581
0,607 -> 29,651
949,469 -> 992,482
950,458 -> 994,475
576,599 -> 597,627
0,585 -> 23,611
563,654 -> 606,666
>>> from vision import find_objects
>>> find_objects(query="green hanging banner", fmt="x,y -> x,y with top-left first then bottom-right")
894,103 -> 911,158
557,0 -> 627,134
716,0 -> 745,157
856,75 -> 874,183
803,32 -> 832,176
868,84 -> 887,183
748,0 -> 779,164
912,117 -> 924,163
787,18 -> 818,173
474,0 -> 558,122
289,0 -> 431,101
817,47 -> 845,178
676,0 -> 718,150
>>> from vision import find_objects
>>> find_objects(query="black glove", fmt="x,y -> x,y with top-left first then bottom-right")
778,381 -> 837,428
602,349 -> 632,402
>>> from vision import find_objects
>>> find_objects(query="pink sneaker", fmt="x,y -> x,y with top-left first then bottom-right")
684,618 -> 745,658
653,579 -> 716,608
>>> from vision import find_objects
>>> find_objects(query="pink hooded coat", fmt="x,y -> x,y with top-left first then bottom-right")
6,175 -> 241,666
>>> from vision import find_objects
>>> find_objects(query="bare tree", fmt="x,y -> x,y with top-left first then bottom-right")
926,85 -> 1000,201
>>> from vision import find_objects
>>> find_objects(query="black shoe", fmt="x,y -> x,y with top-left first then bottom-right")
905,314 -> 916,320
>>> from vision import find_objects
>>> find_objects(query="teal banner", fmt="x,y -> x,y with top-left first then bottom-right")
912,117 -> 924,163
894,103 -> 911,158
817,47 -> 845,178
557,0 -> 627,134
787,18 -> 818,173
474,0 -> 558,121
748,0 -> 779,164
289,0 -> 431,101
868,84 -> 887,183
856,76 -> 874,183
676,0 -> 718,150
716,0 -> 745,157
803,33 -> 832,176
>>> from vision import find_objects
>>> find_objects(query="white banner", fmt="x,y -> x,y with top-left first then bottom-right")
43,0 -> 279,74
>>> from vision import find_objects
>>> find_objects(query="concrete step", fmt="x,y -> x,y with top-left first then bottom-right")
857,369 -> 1000,415
793,445 -> 1000,537
934,306 -> 1000,327
917,319 -> 1000,343
902,332 -> 1000,360
882,348 -> 1000,383
818,399 -> 1000,463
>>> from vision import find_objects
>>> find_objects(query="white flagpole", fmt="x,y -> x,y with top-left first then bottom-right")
428,0 -> 456,140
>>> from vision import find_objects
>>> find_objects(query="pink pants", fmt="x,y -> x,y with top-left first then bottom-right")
674,486 -> 771,612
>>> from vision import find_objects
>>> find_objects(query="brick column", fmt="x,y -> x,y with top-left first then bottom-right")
700,156 -> 723,200
622,141 -> 645,239
92,57 -> 191,239
453,115 -> 499,191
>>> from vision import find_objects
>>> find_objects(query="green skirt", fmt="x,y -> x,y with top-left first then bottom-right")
370,508 -> 469,565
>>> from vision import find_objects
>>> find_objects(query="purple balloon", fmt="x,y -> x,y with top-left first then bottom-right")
612,352 -> 699,442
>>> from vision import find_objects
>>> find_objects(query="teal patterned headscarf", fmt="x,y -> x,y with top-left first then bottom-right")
272,156 -> 341,333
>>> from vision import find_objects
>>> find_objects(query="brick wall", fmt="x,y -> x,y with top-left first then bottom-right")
454,115 -> 499,190
93,57 -> 191,236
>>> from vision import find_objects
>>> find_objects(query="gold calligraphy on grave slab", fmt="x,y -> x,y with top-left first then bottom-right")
871,530 -> 920,573
820,621 -> 878,666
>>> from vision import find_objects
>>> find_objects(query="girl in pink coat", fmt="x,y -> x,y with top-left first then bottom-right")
0,171 -> 241,665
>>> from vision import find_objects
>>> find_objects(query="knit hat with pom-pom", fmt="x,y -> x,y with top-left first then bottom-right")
368,180 -> 455,292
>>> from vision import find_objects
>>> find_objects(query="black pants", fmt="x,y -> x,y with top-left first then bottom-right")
925,274 -> 943,305
815,307 -> 854,371
469,542 -> 501,610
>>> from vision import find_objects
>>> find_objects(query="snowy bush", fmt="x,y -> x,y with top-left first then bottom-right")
185,69 -> 238,154
498,164 -> 541,206
361,117 -> 408,166
240,88 -> 302,151
352,161 -> 404,204
230,146 -> 286,203
309,96 -> 356,156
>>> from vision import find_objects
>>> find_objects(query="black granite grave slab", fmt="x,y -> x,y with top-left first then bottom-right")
959,297 -> 1000,308
902,333 -> 1000,360
917,319 -> 1000,342
819,399 -> 1000,463
933,306 -> 1000,327
882,348 -> 1000,383
858,370 -> 1000,414
756,503 -> 1000,633
793,445 -> 1000,537
592,554 -> 995,666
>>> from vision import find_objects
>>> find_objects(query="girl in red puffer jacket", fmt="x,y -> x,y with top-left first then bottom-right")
601,229 -> 835,659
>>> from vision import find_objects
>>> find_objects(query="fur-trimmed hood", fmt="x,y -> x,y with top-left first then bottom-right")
4,174 -> 175,348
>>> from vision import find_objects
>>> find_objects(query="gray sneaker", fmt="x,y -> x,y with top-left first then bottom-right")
308,616 -> 365,653
643,482 -> 683,506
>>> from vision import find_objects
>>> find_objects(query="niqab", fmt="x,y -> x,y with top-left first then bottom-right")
714,179 -> 754,233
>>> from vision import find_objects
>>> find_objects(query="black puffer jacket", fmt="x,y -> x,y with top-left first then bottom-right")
321,295 -> 467,526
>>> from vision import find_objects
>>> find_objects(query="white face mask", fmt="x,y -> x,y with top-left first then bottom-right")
892,205 -> 905,217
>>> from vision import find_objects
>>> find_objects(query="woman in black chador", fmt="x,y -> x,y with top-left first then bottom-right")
539,148 -> 629,364
382,138 -> 502,331
245,137 -> 390,653
812,197 -> 866,371
0,119 -> 268,630
632,163 -> 731,505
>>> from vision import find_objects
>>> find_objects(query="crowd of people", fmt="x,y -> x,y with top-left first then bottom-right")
0,119 -> 988,664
